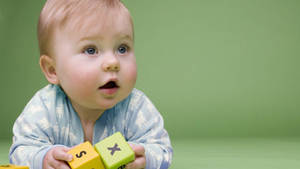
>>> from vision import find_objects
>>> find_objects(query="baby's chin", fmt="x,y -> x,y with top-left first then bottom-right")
96,86 -> 134,108
98,95 -> 124,109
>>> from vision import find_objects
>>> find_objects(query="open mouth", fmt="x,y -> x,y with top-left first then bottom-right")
99,81 -> 119,89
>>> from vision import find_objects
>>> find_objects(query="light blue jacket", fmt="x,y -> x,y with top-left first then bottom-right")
9,84 -> 173,169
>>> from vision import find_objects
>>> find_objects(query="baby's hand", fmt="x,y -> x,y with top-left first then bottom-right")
126,144 -> 146,169
43,146 -> 73,169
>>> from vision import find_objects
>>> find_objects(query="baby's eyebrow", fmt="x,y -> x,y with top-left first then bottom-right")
79,35 -> 104,42
78,34 -> 133,42
118,34 -> 133,41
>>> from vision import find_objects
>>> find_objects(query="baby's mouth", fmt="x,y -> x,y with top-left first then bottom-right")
99,81 -> 119,89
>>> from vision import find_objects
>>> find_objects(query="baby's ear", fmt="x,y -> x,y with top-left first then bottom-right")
39,55 -> 59,84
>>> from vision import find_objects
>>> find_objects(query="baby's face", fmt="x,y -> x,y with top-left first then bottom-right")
51,9 -> 136,114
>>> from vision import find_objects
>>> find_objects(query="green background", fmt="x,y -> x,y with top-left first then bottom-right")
1,0 -> 300,168
1,0 -> 299,139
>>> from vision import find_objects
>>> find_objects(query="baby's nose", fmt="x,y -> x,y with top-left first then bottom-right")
102,54 -> 120,72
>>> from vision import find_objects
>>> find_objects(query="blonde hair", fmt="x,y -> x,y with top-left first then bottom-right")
37,0 -> 131,56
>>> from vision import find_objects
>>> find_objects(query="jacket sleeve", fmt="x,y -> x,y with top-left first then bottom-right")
9,91 -> 58,169
125,90 -> 173,169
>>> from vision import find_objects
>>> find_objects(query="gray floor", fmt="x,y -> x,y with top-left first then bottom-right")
1,138 -> 300,169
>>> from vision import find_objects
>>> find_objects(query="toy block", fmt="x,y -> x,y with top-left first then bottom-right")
0,165 -> 29,169
94,132 -> 135,169
67,141 -> 105,169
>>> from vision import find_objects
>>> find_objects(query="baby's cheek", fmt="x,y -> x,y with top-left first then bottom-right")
126,63 -> 137,83
77,71 -> 96,82
65,69 -> 99,94
73,66 -> 99,82
128,69 -> 137,83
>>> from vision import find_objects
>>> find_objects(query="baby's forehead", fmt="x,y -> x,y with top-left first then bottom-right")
60,6 -> 133,39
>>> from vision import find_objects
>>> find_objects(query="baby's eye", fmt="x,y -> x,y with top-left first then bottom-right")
117,45 -> 129,54
84,47 -> 97,55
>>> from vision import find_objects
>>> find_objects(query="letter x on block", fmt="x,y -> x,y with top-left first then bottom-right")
94,132 -> 135,169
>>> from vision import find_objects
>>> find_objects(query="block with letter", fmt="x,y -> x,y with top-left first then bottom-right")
67,141 -> 105,169
0,165 -> 29,169
94,132 -> 135,169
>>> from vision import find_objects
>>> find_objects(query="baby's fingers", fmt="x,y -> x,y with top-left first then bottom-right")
43,165 -> 55,169
126,156 -> 146,169
49,160 -> 70,169
53,147 -> 73,162
130,144 -> 145,156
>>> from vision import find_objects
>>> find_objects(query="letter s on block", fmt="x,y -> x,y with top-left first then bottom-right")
76,151 -> 87,158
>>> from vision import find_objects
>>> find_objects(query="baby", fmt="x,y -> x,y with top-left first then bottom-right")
9,0 -> 173,169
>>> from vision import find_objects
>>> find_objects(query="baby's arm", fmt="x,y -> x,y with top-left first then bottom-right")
125,91 -> 173,169
9,115 -> 54,169
9,92 -> 66,169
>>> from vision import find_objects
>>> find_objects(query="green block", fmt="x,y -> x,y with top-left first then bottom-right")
94,132 -> 135,169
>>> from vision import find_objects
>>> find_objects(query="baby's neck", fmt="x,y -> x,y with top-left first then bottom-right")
70,101 -> 105,143
71,100 -> 105,123
81,120 -> 95,143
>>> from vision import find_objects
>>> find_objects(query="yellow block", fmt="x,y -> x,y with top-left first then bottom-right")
0,164 -> 29,169
68,141 -> 105,169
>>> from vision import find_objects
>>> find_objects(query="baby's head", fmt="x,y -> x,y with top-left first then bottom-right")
38,0 -> 137,113
38,0 -> 134,56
